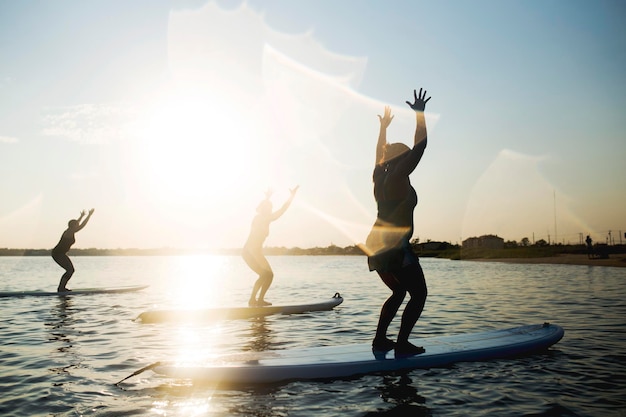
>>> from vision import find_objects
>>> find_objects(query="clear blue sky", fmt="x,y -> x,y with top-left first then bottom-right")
1,0 -> 625,249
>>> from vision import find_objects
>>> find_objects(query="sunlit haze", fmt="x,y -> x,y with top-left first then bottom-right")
1,0 -> 624,250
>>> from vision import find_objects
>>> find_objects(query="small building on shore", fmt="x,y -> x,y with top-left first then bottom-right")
462,234 -> 505,250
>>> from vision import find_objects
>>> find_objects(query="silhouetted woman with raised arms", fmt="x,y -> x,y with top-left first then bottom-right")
364,88 -> 431,357
243,187 -> 299,306
52,209 -> 94,292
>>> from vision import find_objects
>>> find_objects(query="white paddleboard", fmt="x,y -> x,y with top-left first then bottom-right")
138,293 -> 343,323
0,285 -> 148,298
151,323 -> 564,384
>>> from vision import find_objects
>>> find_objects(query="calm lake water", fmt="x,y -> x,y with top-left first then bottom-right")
0,255 -> 625,417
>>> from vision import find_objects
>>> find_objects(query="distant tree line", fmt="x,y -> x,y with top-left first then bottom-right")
0,241 -> 623,259
0,245 -> 367,257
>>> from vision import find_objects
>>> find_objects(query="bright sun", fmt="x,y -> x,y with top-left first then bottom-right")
132,89 -> 256,206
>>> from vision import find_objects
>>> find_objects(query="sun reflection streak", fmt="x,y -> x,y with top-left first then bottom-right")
162,255 -> 243,368
152,398 -> 216,417
172,323 -> 224,365
167,255 -> 228,309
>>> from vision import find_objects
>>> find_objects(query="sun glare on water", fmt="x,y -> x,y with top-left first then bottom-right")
164,254 -> 231,309
166,256 -> 232,366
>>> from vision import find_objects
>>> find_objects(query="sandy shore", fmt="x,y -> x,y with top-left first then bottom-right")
466,253 -> 626,268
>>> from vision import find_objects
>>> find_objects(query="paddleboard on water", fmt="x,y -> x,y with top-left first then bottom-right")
137,292 -> 344,323
0,285 -> 148,298
145,323 -> 563,385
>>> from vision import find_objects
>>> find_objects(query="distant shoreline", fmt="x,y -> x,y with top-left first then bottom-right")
1,247 -> 625,268
0,246 -> 364,257
464,253 -> 626,268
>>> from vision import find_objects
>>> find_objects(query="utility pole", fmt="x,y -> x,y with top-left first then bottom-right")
553,190 -> 557,244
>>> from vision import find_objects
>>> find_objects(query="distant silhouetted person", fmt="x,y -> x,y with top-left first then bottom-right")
243,187 -> 298,306
52,209 -> 94,292
586,235 -> 593,259
363,88 -> 431,357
